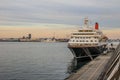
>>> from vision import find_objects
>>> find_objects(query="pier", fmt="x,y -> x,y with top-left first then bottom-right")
66,43 -> 120,80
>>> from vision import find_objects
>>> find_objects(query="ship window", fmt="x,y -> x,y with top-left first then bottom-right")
94,37 -> 98,39
95,40 -> 97,42
73,33 -> 94,35
89,30 -> 92,32
71,37 -> 73,38
79,30 -> 83,32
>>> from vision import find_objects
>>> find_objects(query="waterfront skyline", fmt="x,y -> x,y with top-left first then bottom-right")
0,0 -> 120,39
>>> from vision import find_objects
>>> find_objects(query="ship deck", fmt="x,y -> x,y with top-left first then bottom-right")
68,43 -> 106,48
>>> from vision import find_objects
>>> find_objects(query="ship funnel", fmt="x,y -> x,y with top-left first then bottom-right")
95,22 -> 99,30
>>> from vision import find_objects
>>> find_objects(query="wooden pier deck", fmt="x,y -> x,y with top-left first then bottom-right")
66,53 -> 112,80
66,43 -> 120,80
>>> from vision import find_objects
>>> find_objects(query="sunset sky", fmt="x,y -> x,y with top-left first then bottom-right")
0,0 -> 120,39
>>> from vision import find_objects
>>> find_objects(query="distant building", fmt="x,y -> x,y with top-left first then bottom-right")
0,38 -> 19,42
22,36 -> 25,39
28,34 -> 31,39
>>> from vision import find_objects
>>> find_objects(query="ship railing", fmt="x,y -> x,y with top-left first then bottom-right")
75,54 -> 100,58
68,43 -> 99,47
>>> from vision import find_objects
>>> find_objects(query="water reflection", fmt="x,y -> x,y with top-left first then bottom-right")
67,58 -> 77,74
67,58 -> 89,74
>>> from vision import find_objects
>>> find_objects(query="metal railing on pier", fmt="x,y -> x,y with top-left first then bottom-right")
98,43 -> 120,80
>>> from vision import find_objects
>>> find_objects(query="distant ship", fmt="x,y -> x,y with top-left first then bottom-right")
68,18 -> 108,61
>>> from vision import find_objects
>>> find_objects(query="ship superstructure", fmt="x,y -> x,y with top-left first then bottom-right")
68,18 -> 108,61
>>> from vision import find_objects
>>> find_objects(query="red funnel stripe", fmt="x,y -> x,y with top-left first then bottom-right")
95,22 -> 99,30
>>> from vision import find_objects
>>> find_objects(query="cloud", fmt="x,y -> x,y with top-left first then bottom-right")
0,0 -> 120,28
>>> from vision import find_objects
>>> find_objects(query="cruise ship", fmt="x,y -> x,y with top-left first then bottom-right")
68,18 -> 108,61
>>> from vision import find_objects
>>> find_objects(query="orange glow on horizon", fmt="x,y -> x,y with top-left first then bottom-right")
103,29 -> 120,39
0,26 -> 75,38
0,26 -> 120,39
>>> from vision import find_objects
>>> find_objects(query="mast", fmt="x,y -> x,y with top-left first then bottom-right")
84,18 -> 89,28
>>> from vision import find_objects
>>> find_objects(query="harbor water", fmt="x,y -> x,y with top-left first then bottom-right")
0,42 -> 73,80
